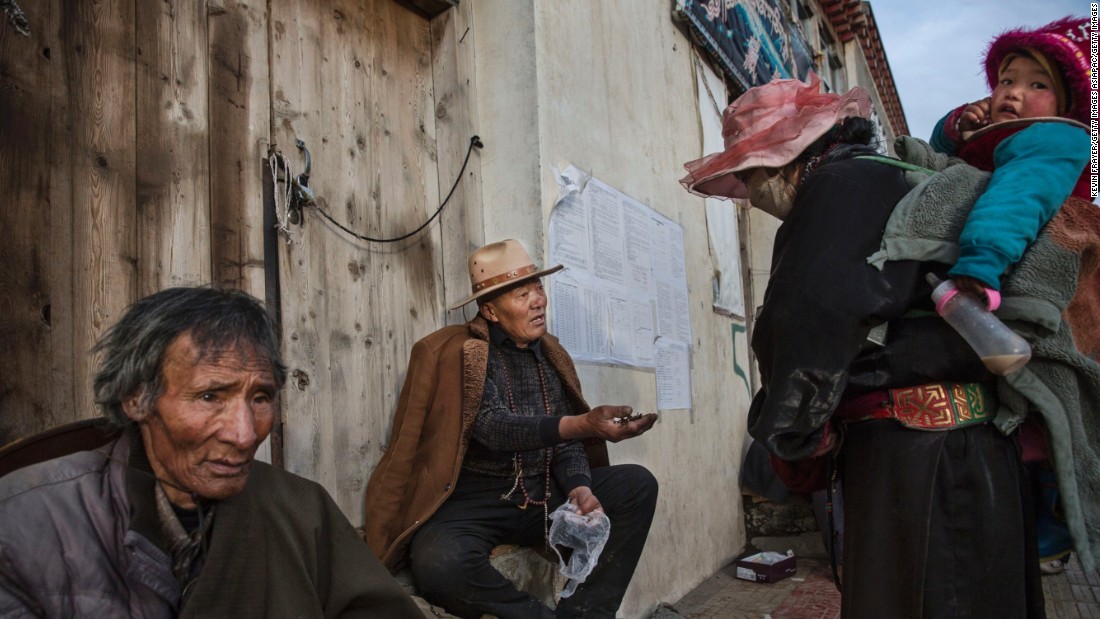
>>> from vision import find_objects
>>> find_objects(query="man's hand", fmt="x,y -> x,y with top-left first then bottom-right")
959,97 -> 991,138
568,486 -> 602,516
559,405 -> 658,443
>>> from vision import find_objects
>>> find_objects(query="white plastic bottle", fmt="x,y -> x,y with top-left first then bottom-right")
927,274 -> 1032,375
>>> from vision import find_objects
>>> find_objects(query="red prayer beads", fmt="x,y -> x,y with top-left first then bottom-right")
498,359 -> 554,541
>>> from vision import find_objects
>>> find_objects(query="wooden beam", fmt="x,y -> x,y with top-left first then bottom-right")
208,0 -> 270,298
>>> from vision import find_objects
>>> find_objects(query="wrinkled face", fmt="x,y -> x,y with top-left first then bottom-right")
124,333 -> 277,508
990,55 -> 1059,123
480,279 -> 548,348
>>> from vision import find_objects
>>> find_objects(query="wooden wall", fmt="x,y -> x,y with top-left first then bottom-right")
0,0 -> 480,522
269,0 -> 481,516
0,0 -> 272,444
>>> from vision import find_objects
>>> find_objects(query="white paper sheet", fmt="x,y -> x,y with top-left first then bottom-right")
550,275 -> 586,356
586,180 -> 626,286
655,338 -> 692,410
549,165 -> 592,272
696,54 -> 746,318
548,166 -> 692,409
622,198 -> 654,294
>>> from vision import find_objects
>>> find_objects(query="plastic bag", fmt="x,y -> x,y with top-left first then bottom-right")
548,502 -> 611,598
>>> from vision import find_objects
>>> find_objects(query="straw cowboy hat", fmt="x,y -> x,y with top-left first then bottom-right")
680,72 -> 871,202
450,239 -> 563,309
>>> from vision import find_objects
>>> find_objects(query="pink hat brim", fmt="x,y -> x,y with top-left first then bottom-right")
680,73 -> 872,201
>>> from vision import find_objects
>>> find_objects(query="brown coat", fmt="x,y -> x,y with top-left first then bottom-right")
363,315 -> 609,571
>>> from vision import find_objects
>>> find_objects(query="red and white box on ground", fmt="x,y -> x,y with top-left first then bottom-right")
734,550 -> 797,583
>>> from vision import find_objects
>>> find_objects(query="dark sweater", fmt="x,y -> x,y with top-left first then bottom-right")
462,323 -> 591,494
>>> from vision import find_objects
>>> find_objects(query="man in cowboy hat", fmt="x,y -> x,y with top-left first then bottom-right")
364,239 -> 659,619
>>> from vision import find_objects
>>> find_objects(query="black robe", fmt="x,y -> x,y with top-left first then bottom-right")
748,150 -> 1043,618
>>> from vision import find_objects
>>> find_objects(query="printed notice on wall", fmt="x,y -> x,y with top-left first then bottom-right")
548,165 -> 692,411
654,338 -> 692,410
697,56 -> 746,318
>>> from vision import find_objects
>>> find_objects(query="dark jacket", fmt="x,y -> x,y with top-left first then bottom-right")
748,151 -> 990,460
0,432 -> 422,618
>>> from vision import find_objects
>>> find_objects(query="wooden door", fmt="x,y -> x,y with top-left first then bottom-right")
0,0 -> 479,523
0,0 -> 266,443
268,0 -> 481,518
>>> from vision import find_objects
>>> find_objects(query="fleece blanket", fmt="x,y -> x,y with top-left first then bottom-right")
868,136 -> 1100,572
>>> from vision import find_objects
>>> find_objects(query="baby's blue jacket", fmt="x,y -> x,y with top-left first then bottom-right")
930,115 -> 1089,289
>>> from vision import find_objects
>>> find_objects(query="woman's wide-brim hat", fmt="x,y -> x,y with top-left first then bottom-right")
680,72 -> 871,201
984,16 -> 1092,124
450,239 -> 563,310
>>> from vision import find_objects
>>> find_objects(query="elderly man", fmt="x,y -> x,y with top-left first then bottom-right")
0,287 -> 422,618
365,239 -> 659,619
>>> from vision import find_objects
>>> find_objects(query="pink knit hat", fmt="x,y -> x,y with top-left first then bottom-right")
984,17 -> 1092,124
680,73 -> 872,201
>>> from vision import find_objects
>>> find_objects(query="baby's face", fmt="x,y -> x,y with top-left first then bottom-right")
990,55 -> 1059,123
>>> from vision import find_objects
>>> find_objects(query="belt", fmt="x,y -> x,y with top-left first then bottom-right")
836,382 -> 995,431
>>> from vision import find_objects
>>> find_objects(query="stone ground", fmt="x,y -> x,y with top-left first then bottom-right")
657,548 -> 1100,619
394,528 -> 1100,618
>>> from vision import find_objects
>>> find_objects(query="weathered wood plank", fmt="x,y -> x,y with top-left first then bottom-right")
2,0 -> 268,446
135,0 -> 210,294
42,0 -> 78,438
59,0 -> 138,431
270,0 -> 334,500
0,1 -> 60,443
431,2 -> 484,325
208,0 -> 273,462
270,0 -> 445,520
347,0 -> 443,518
208,0 -> 270,298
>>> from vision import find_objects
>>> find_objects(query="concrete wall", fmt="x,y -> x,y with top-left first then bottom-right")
472,1 -> 755,615
470,0 -> 544,257
845,41 -> 900,150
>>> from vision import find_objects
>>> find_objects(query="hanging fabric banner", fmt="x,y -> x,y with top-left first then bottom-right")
678,0 -> 815,91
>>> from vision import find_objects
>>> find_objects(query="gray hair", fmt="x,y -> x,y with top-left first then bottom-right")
92,287 -> 287,426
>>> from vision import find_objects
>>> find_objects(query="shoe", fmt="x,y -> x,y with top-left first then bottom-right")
1036,468 -> 1073,563
1040,554 -> 1071,576
1040,558 -> 1066,575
